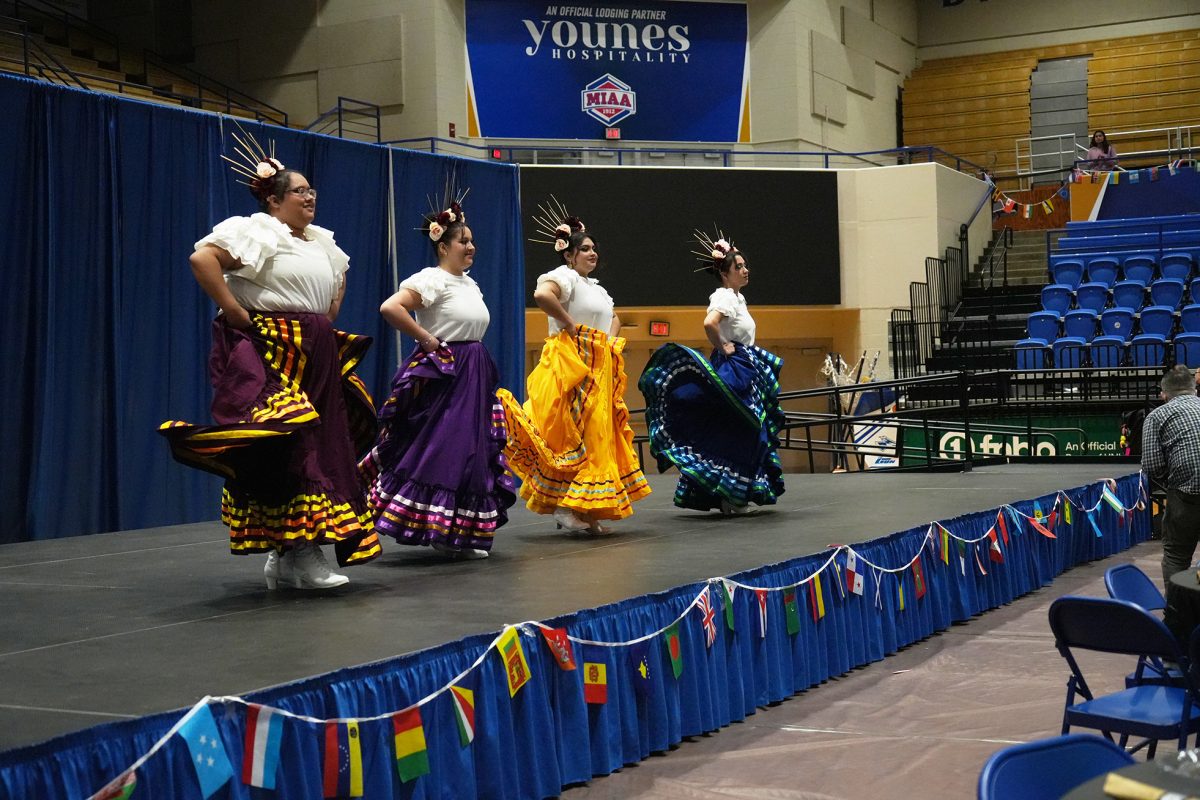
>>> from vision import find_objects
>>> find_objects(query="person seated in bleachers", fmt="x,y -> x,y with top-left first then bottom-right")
1085,130 -> 1118,170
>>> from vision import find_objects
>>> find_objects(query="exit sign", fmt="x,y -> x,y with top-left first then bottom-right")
604,127 -> 621,140
649,321 -> 669,336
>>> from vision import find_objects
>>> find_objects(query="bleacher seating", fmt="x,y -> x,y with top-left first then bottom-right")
1123,256 -> 1155,285
1041,284 -> 1073,316
1085,257 -> 1119,287
1181,304 -> 1200,334
1111,281 -> 1146,311
1150,278 -> 1186,309
1175,334 -> 1200,369
1075,283 -> 1108,314
1091,308 -> 1135,367
1162,252 -> 1195,281
1050,260 -> 1085,290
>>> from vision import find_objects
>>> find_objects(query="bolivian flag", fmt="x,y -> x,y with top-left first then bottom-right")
393,708 -> 430,783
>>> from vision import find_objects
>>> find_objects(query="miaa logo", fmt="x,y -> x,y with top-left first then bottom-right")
581,74 -> 636,127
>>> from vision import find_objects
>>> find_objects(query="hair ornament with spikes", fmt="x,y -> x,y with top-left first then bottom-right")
420,185 -> 470,243
691,228 -> 735,274
219,123 -> 286,202
530,196 -> 586,252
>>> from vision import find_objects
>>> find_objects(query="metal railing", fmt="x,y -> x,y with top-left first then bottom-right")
977,226 -> 1013,290
381,138 -> 990,175
7,0 -> 119,67
139,49 -> 287,126
1015,123 -> 1199,187
306,97 -> 381,143
0,14 -> 83,87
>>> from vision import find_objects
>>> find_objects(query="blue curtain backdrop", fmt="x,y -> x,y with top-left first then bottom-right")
0,475 -> 1150,799
0,74 -> 523,543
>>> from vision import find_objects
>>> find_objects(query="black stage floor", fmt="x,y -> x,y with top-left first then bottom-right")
0,464 -> 1135,753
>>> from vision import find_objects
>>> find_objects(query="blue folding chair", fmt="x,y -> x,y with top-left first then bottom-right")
977,734 -> 1134,800
1052,260 -> 1086,290
1105,564 -> 1184,688
1151,278 -> 1186,310
1075,283 -> 1109,314
1161,253 -> 1194,283
1124,256 -> 1156,286
1112,281 -> 1146,312
1092,309 -> 1135,367
1175,333 -> 1200,369
1087,257 -> 1120,288
1049,595 -> 1200,758
1041,284 -> 1073,316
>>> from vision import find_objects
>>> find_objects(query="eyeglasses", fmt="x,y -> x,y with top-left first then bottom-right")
286,187 -> 317,199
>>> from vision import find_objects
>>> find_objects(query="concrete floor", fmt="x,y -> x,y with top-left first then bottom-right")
0,464 -> 1136,753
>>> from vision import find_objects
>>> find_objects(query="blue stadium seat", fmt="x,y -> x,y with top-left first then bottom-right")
1063,310 -> 1098,341
1091,309 -> 1135,368
1111,281 -> 1146,311
1051,260 -> 1085,290
1074,283 -> 1108,314
1191,277 -> 1200,306
1053,337 -> 1088,368
1175,333 -> 1200,369
1123,255 -> 1156,285
1131,305 -> 1174,367
1086,257 -> 1119,288
1040,284 -> 1072,316
1161,252 -> 1194,282
1014,312 -> 1059,370
1150,278 -> 1186,309
1181,304 -> 1200,333
1025,311 -> 1061,342
1015,343 -> 1049,370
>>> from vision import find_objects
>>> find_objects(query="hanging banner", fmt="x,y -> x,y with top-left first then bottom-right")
900,414 -> 1126,466
465,0 -> 750,141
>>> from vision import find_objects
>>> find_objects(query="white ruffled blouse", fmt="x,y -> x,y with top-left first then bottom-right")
195,212 -> 349,315
399,266 -> 490,342
537,265 -> 614,335
708,287 -> 756,346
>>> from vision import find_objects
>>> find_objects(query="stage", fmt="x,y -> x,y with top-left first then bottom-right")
0,464 -> 1138,755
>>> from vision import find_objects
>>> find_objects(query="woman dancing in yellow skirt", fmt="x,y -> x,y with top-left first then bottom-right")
497,202 -> 650,534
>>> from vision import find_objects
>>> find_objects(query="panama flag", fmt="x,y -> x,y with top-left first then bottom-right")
755,588 -> 768,638
242,703 -> 284,789
845,551 -> 864,596
450,685 -> 476,746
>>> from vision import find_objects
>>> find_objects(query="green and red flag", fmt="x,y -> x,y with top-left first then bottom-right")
664,621 -> 683,679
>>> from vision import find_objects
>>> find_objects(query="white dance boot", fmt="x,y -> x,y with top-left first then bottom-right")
263,550 -> 294,589
288,544 -> 349,589
553,507 -> 590,532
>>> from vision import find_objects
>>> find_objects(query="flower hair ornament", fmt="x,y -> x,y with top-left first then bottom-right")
691,228 -> 735,274
529,196 -> 586,252
220,124 -> 286,202
420,187 -> 470,243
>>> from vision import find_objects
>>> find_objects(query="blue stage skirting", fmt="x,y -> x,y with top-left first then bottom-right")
0,475 -> 1149,799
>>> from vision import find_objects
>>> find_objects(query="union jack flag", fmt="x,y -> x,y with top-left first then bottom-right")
697,587 -> 718,648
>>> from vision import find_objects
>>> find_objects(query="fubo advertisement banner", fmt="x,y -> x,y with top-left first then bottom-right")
465,0 -> 750,142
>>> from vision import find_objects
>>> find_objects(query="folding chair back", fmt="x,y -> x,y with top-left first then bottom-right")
1105,564 -> 1167,612
977,734 -> 1134,800
1049,596 -> 1200,757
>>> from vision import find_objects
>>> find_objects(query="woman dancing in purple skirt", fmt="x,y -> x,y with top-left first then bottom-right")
359,197 -> 516,558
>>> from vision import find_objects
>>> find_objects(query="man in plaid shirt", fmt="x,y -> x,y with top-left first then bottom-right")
1142,365 -> 1200,587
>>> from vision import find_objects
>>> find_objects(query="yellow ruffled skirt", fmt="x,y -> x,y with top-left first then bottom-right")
498,325 -> 650,520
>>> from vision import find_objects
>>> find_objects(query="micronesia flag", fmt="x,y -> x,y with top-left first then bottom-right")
242,703 -> 284,789
178,703 -> 235,799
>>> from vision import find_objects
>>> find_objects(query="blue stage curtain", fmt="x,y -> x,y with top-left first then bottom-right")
0,74 -> 524,543
0,475 -> 1150,799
